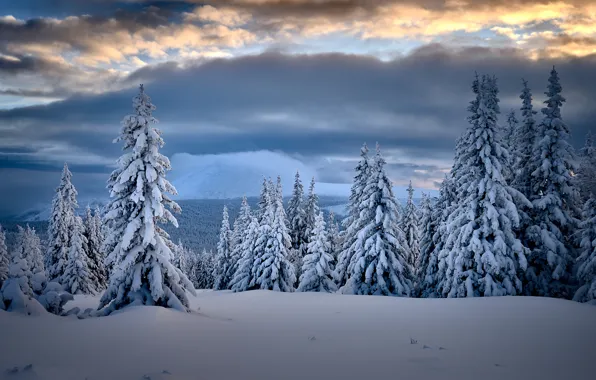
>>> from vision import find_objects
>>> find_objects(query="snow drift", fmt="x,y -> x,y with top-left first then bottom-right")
0,291 -> 594,380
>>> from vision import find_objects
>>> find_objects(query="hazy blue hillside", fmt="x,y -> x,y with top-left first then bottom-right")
0,196 -> 349,253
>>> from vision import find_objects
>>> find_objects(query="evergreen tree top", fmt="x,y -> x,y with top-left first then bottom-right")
507,109 -> 518,125
134,83 -> 156,117
309,176 -> 316,195
581,131 -> 595,155
290,170 -> 304,200
360,142 -> 369,156
542,66 -> 565,120
407,181 -> 414,201
58,162 -> 78,207
520,79 -> 537,119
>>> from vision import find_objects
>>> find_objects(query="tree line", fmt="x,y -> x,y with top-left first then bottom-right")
1,67 -> 594,316
206,67 -> 596,302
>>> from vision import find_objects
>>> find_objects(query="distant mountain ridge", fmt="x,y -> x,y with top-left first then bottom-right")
7,151 -> 438,221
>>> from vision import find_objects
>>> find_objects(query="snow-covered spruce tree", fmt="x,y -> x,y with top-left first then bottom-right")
327,211 -> 340,267
298,212 -> 337,292
0,225 -> 8,288
22,225 -> 47,294
98,84 -> 195,314
573,195 -> 596,304
448,72 -> 482,198
191,248 -> 216,290
341,144 -> 412,296
419,176 -> 457,298
502,110 -> 518,181
251,180 -> 274,286
46,164 -> 78,282
14,226 -> 33,289
287,171 -> 307,250
230,214 -> 259,292
435,75 -> 487,296
402,181 -> 420,269
304,177 -> 320,244
504,111 -> 518,152
228,196 -> 252,282
415,193 -> 435,295
84,206 -> 107,291
172,240 -> 190,277
286,171 -> 307,279
256,177 -> 269,223
524,67 -> 580,298
3,226 -> 72,315
334,143 -> 371,288
438,75 -> 529,298
512,79 -> 538,199
252,178 -> 296,292
577,131 -> 596,203
0,234 -> 42,314
214,206 -> 233,290
62,216 -> 96,295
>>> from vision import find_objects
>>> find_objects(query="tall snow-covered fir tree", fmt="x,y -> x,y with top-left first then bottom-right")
0,225 -> 8,288
83,206 -> 107,291
14,226 -> 36,294
327,211 -> 340,267
524,67 -> 580,298
62,216 -> 96,295
512,79 -> 538,200
252,178 -> 296,292
22,225 -> 46,294
0,230 -> 37,313
286,171 -> 307,280
415,192 -> 436,295
214,206 -> 233,290
190,248 -> 216,290
251,180 -> 274,286
334,143 -> 371,287
256,177 -> 272,223
577,131 -> 596,202
304,177 -> 320,244
172,240 -> 191,278
502,110 -> 518,181
573,195 -> 596,304
287,171 -> 307,250
448,72 -> 482,198
46,164 -> 78,282
341,144 -> 412,296
98,84 -> 195,314
228,196 -> 251,282
1,227 -> 73,315
298,212 -> 337,293
437,75 -> 529,298
402,181 -> 420,269
230,214 -> 259,292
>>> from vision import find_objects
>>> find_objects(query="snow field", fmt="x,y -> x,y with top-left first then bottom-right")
1,291 -> 595,380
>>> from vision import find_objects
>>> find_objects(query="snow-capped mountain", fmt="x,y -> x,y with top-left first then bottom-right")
10,198 -> 106,222
8,151 -> 437,221
169,151 -> 438,200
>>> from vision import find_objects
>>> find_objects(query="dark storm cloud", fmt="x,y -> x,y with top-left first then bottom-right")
0,54 -> 65,75
0,6 -> 171,46
1,44 -> 596,215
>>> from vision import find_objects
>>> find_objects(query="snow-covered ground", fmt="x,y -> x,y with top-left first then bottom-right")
1,291 -> 595,380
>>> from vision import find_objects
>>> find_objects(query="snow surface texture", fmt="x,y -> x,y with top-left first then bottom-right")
0,292 -> 594,380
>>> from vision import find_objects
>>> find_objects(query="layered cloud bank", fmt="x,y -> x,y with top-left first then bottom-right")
1,0 -> 596,101
0,1 -> 595,214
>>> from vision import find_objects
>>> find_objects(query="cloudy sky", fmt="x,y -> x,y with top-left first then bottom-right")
1,0 -> 595,216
